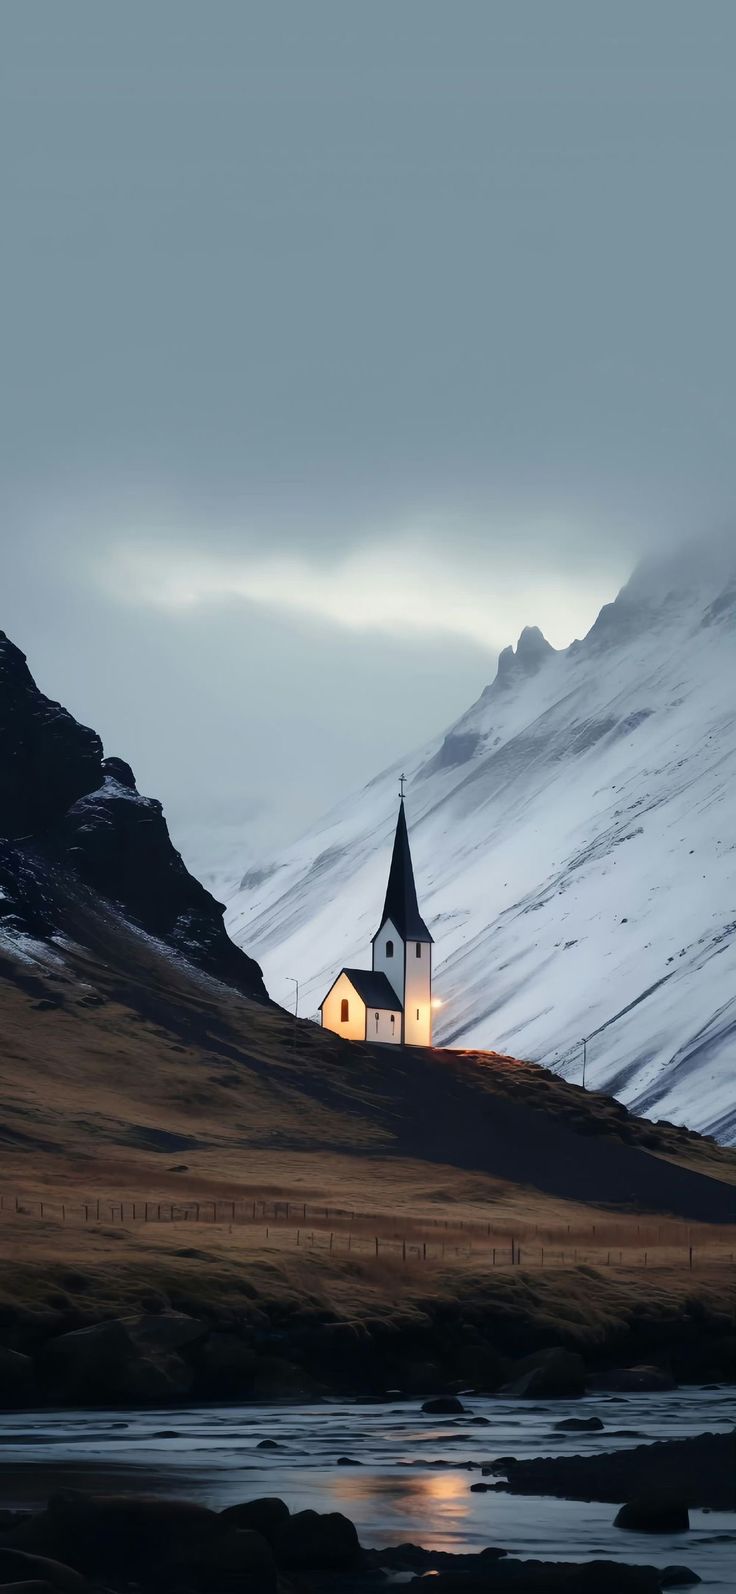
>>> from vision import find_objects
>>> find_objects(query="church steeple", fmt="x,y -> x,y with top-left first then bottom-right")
319,778 -> 435,1047
375,794 -> 432,945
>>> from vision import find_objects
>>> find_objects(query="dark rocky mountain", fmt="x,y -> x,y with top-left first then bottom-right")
0,631 -> 267,1000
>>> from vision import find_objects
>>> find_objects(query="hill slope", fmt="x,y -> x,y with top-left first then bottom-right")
224,538 -> 736,1141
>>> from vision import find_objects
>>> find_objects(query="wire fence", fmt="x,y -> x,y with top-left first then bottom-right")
1,1190 -> 733,1272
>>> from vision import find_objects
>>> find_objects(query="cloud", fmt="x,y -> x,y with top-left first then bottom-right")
100,524 -> 627,653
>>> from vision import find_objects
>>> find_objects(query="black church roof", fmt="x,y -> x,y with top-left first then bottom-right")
320,968 -> 402,1011
372,798 -> 433,944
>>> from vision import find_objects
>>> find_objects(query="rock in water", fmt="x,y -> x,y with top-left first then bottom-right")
615,1499 -> 690,1532
421,1396 -> 466,1414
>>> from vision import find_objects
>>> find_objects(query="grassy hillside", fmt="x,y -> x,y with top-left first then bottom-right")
1,881 -> 734,1384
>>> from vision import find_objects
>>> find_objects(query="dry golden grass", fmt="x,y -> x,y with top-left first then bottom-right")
1,891 -> 734,1331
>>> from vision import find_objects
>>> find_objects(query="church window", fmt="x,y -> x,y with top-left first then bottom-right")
415,941 -> 421,957
390,1014 -> 395,1033
416,1007 -> 420,1020
375,1011 -> 380,1032
386,939 -> 394,957
340,998 -> 349,1023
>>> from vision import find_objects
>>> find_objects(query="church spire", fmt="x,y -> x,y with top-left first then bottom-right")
374,791 -> 433,944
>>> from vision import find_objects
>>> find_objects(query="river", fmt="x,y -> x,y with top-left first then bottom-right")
1,1387 -> 734,1587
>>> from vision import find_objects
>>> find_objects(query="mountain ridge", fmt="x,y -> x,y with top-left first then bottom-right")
224,538 -> 736,1140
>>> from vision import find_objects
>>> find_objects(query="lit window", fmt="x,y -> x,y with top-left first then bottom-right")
416,942 -> 421,957
386,939 -> 394,957
340,998 -> 349,1023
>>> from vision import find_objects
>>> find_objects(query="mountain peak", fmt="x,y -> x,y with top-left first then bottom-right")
495,624 -> 555,689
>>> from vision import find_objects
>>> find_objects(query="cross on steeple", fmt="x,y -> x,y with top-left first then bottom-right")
399,772 -> 406,800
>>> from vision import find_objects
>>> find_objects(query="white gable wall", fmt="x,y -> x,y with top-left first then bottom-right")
372,917 -> 404,1005
321,971 -> 366,1040
365,1004 -> 402,1045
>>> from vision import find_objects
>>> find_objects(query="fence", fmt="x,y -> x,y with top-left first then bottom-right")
1,1191 -> 733,1272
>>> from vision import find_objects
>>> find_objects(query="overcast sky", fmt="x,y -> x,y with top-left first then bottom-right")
2,2 -> 735,876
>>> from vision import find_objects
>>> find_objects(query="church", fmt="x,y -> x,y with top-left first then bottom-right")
320,788 -> 434,1046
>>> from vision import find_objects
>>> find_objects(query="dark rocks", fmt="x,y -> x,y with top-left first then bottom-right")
7,1493 -> 219,1577
196,1331 -> 256,1398
589,1366 -> 676,1393
277,1508 -> 360,1571
554,1416 -> 605,1432
197,1526 -> 277,1592
250,1356 -> 322,1399
336,1455 -> 361,1465
0,1348 -> 37,1410
0,1549 -> 87,1591
615,1499 -> 690,1533
493,1430 -> 735,1510
660,1569 -> 701,1587
501,1348 -> 586,1399
219,1498 -> 290,1544
422,1396 -> 466,1414
39,1316 -> 196,1404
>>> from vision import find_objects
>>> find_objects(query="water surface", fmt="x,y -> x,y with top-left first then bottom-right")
1,1387 -> 734,1587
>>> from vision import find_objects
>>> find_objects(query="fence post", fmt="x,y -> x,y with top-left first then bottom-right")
689,1246 -> 693,1271
375,1236 -> 379,1257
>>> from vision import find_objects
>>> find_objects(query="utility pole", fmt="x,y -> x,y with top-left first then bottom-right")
582,1036 -> 588,1089
287,977 -> 299,1061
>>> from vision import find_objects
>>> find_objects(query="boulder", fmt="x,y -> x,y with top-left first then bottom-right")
421,1396 -> 465,1414
8,1493 -> 218,1576
0,1349 -> 37,1411
195,1528 -> 277,1592
39,1319 -> 193,1404
0,1550 -> 86,1591
0,1582 -> 59,1593
218,1499 -> 289,1545
590,1366 -> 675,1393
196,1332 -> 255,1397
501,1348 -> 586,1399
277,1509 -> 360,1570
660,1569 -> 701,1587
615,1498 -> 690,1532
250,1356 -> 320,1399
554,1416 -> 605,1432
119,1311 -> 206,1355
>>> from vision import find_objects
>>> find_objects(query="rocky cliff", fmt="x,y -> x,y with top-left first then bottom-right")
0,631 -> 267,1000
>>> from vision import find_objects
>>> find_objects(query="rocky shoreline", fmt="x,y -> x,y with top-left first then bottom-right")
1,1301 -> 734,1412
0,1489 -> 703,1593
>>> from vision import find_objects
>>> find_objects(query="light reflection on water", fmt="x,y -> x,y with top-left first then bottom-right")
0,1388 -> 734,1583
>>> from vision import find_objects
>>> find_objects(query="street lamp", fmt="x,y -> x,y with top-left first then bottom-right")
286,977 -> 299,1018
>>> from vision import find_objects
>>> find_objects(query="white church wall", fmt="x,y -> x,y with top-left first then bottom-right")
372,918 -> 404,1005
366,1005 -> 402,1045
321,972 -> 365,1040
403,939 -> 432,1046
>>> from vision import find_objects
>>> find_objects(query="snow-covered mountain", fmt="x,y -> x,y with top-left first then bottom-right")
225,537 -> 736,1142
